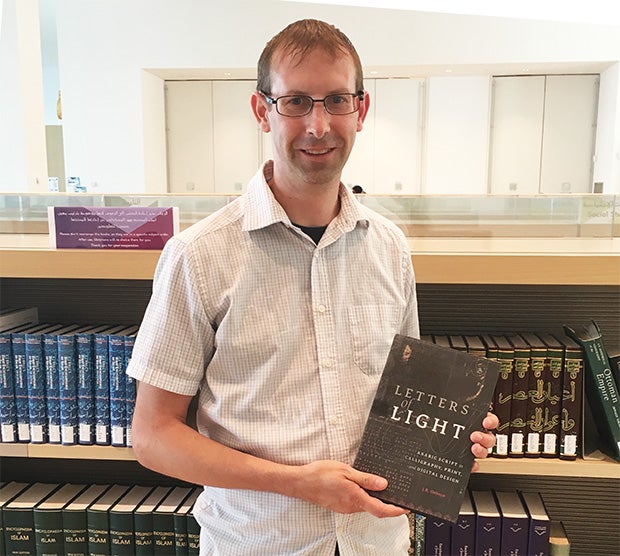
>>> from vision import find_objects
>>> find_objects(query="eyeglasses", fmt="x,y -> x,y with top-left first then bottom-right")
260,91 -> 364,117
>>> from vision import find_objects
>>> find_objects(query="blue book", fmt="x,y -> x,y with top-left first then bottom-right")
12,324 -> 58,443
93,325 -> 131,445
472,490 -> 501,556
424,516 -> 451,556
76,325 -> 116,445
520,491 -> 551,556
451,490 -> 475,556
0,323 -> 38,443
496,490 -> 529,556
124,328 -> 139,448
109,325 -> 139,447
43,325 -> 81,444
25,323 -> 65,443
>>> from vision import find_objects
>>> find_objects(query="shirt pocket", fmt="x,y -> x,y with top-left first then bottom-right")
348,304 -> 402,376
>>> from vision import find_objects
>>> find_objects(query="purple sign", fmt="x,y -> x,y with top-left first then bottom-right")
49,206 -> 179,249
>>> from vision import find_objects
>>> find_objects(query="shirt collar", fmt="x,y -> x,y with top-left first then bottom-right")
242,161 -> 370,234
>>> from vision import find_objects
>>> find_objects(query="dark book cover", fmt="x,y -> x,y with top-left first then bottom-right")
491,335 -> 516,457
3,482 -> 59,556
87,484 -> 131,556
450,489 -> 475,556
0,482 -> 31,553
520,491 -> 550,556
564,321 -> 620,461
123,328 -> 139,448
108,485 -> 153,556
424,516 -> 451,555
134,486 -> 172,556
34,483 -> 87,556
471,490 -> 501,556
173,488 -> 200,556
538,333 -> 565,457
495,490 -> 529,556
609,353 -> 620,391
62,484 -> 111,556
464,335 -> 488,358
353,335 -> 499,522
153,487 -> 193,556
448,335 -> 468,352
505,334 -> 531,457
556,335 -> 584,460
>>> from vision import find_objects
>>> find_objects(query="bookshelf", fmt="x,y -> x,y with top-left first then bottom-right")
1,236 -> 618,556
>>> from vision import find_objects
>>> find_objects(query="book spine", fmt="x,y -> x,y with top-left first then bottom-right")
108,511 -> 136,556
76,332 -> 96,445
124,334 -> 136,448
11,332 -> 31,442
542,345 -> 563,457
109,335 -> 127,447
560,344 -> 583,460
493,348 -> 513,458
450,511 -> 475,555
43,331 -> 62,444
424,517 -> 451,555
134,513 -> 155,556
58,334 -> 78,445
94,333 -> 111,445
526,347 -> 546,457
0,332 -> 17,442
153,513 -> 176,556
87,510 -> 111,556
509,349 -> 529,457
25,332 -> 48,443
3,510 -> 37,555
413,514 -> 426,556
173,512 -> 189,556
63,509 -> 89,556
34,508 -> 65,556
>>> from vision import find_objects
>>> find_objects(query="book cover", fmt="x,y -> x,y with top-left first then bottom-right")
185,492 -> 201,556
2,482 -> 59,556
538,333 -> 565,457
412,513 -> 426,556
564,321 -> 620,461
62,484 -> 111,556
520,491 -> 550,556
495,490 -> 530,556
353,335 -> 499,522
173,488 -> 200,556
424,516 -> 451,555
506,334 -> 531,457
0,482 -> 31,553
480,334 -> 500,457
489,335 -> 515,458
34,483 -> 87,556
86,484 -> 131,556
471,490 -> 501,556
556,335 -> 584,460
464,335 -> 488,358
450,489 -> 475,556
108,484 -> 153,555
549,520 -> 570,556
152,487 -> 193,556
134,486 -> 172,556
123,328 -> 139,448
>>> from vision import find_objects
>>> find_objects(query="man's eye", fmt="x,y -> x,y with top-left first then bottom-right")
285,96 -> 306,106
330,95 -> 346,104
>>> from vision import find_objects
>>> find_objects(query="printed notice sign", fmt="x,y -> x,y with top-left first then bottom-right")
48,206 -> 180,249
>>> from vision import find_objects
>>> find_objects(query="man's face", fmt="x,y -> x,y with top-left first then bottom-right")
254,48 -> 368,189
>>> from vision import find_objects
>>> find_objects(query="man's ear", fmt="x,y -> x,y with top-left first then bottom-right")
251,92 -> 271,132
356,90 -> 370,132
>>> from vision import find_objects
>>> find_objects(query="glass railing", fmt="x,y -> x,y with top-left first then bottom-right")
0,193 -> 618,238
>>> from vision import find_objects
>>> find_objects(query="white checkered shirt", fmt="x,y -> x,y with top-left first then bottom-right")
127,162 -> 419,555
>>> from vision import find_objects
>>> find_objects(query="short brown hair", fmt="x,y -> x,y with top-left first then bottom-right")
257,19 -> 364,94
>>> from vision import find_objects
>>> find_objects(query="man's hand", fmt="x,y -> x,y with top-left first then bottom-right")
284,460 -> 407,518
470,412 -> 499,471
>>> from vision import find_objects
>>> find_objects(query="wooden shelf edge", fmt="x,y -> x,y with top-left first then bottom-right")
475,456 -> 620,478
0,443 -> 135,461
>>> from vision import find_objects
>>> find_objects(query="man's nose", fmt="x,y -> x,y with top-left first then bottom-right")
305,101 -> 331,139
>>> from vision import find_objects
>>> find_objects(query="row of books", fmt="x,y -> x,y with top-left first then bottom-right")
0,321 -> 140,447
408,489 -> 569,556
0,481 -> 200,556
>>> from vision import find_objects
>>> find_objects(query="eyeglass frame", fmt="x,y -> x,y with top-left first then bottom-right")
259,90 -> 365,117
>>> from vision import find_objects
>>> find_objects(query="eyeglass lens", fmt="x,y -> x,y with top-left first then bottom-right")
277,94 -> 359,116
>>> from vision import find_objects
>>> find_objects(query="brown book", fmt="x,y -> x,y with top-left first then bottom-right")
538,334 -> 565,457
464,336 -> 488,358
520,333 -> 547,457
505,335 -> 531,458
556,335 -> 584,460
490,335 -> 516,457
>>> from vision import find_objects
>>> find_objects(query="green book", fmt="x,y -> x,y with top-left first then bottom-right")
185,494 -> 200,556
152,487 -> 192,556
133,486 -> 172,556
34,483 -> 87,556
87,484 -> 131,556
108,485 -> 153,555
2,482 -> 59,556
0,482 -> 31,554
564,320 -> 620,461
173,488 -> 200,556
62,484 -> 111,556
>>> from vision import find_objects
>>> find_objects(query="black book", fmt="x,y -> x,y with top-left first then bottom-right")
490,335 -> 516,458
424,516 -> 451,555
87,484 -> 131,556
153,487 -> 193,555
520,491 -> 551,556
173,488 -> 200,556
538,333 -> 565,457
34,483 -> 87,556
450,489 -> 475,555
354,335 -> 499,522
495,490 -> 530,556
134,486 -> 172,556
0,482 -> 31,553
108,485 -> 153,555
471,490 -> 501,556
62,484 -> 111,556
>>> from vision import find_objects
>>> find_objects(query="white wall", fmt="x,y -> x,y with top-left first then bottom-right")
594,64 -> 620,193
2,0 -> 620,193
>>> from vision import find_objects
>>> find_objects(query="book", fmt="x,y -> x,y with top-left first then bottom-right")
2,482 -> 59,555
463,335 -> 488,358
62,484 -> 111,556
123,329 -> 139,447
412,514 -> 426,556
609,353 -> 620,391
353,334 -> 499,522
471,490 -> 501,556
173,488 -> 200,556
520,491 -> 551,556
564,321 -> 620,461
495,490 -> 529,556
556,335 -> 584,460
108,484 -> 153,555
34,483 -> 87,556
133,486 -> 172,556
185,493 -> 201,556
538,333 -> 565,457
87,484 -> 131,556
490,335 -> 515,458
0,307 -> 38,329
0,482 -> 31,553
424,516 -> 451,555
521,332 -> 548,457
505,334 -> 531,458
152,487 -> 193,555
480,334 -> 500,456
450,490 -> 475,556
549,520 -> 570,556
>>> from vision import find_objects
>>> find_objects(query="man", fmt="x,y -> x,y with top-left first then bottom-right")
128,19 -> 497,555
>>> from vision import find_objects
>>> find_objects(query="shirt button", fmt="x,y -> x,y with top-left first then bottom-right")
317,304 -> 327,313
329,416 -> 340,426
322,359 -> 333,368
